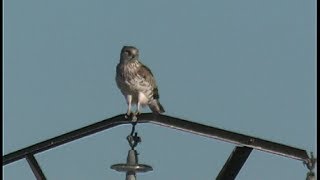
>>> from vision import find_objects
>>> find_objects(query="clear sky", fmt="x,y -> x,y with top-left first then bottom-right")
3,0 -> 316,179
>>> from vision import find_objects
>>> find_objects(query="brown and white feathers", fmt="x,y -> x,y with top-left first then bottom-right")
115,46 -> 165,115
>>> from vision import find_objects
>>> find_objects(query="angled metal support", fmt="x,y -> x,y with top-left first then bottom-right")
26,154 -> 46,180
3,113 -> 312,165
216,146 -> 253,180
3,113 -> 315,179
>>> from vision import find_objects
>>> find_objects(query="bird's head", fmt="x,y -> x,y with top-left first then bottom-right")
120,46 -> 139,63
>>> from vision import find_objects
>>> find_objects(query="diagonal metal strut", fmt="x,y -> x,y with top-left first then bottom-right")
216,146 -> 253,180
26,154 -> 46,180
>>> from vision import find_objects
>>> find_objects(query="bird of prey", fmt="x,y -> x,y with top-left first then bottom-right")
116,46 -> 165,116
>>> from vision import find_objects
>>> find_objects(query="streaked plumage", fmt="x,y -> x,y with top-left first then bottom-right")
116,46 -> 165,115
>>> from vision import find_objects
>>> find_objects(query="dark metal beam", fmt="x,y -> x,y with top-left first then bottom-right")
3,113 -> 311,166
3,114 -> 128,165
216,146 -> 253,180
150,114 -> 310,162
26,154 -> 46,180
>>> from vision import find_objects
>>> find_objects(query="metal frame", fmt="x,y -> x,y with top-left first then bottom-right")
2,113 -> 315,179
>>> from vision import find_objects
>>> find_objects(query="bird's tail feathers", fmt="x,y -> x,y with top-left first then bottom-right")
149,99 -> 165,114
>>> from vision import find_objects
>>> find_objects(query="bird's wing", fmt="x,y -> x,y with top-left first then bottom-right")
137,64 -> 160,99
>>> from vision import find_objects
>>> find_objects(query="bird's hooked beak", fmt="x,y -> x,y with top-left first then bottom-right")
129,49 -> 138,58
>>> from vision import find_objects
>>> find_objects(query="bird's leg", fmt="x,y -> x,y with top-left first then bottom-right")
135,101 -> 141,116
125,95 -> 133,118
135,93 -> 143,116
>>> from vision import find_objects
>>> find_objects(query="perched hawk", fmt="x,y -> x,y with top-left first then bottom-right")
116,46 -> 165,115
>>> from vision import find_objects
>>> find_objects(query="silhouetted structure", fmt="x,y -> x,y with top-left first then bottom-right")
3,113 -> 316,180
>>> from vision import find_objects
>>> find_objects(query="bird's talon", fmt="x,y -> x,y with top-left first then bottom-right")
125,111 -> 133,119
134,111 -> 141,116
132,115 -> 138,122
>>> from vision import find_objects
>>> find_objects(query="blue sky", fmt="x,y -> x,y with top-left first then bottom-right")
3,0 -> 316,179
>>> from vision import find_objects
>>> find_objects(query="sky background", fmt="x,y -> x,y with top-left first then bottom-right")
3,0 -> 316,180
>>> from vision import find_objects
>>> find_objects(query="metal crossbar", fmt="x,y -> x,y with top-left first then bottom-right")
3,113 -> 314,179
